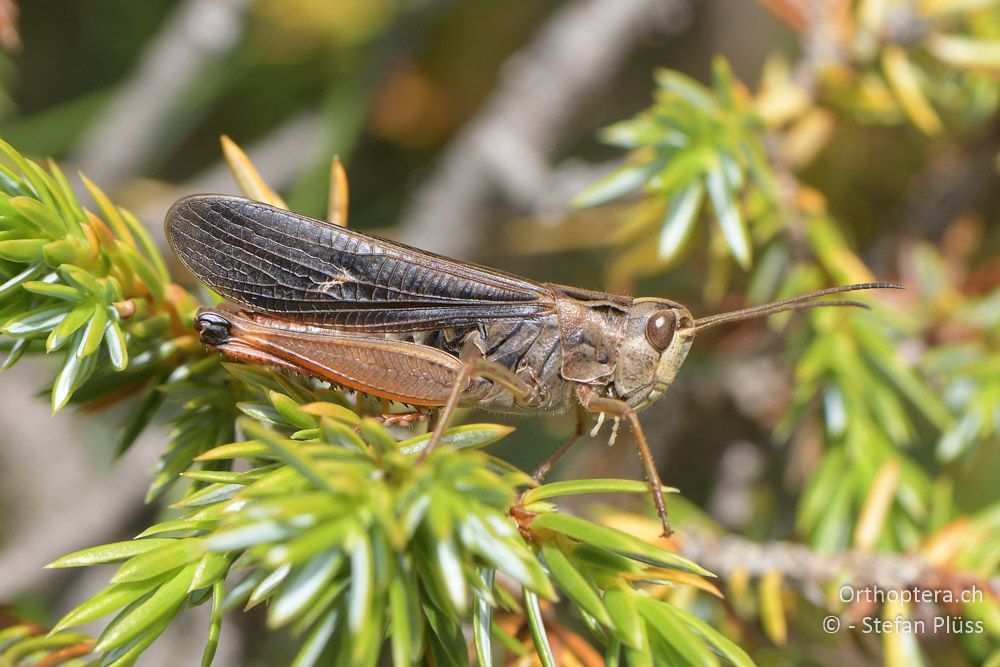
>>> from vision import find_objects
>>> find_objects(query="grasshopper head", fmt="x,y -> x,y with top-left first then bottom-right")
614,282 -> 902,410
614,299 -> 696,410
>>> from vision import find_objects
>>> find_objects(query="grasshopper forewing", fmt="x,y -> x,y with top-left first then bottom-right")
166,195 -> 901,536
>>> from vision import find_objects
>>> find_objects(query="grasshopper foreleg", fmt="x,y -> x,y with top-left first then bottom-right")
575,385 -> 673,537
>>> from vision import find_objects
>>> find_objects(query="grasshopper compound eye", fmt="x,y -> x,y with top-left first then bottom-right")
645,310 -> 677,352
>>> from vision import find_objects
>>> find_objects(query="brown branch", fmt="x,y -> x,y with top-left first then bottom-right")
395,0 -> 693,257
679,527 -> 1000,603
0,363 -> 159,599
71,0 -> 250,189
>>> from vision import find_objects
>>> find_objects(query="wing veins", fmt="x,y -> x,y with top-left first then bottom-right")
196,205 -> 539,305
167,196 -> 557,331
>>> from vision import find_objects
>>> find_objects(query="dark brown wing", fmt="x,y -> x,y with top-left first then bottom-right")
165,195 -> 555,332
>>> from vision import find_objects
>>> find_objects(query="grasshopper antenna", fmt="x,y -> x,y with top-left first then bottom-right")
692,282 -> 903,332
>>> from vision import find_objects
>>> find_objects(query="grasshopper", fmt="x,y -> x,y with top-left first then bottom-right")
166,194 -> 898,535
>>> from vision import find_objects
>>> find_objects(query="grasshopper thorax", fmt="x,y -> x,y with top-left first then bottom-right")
614,298 -> 696,410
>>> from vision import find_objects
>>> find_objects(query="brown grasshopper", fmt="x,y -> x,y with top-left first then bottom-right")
166,194 -> 899,535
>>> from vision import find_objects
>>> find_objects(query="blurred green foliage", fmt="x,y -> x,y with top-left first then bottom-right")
575,59 -> 776,270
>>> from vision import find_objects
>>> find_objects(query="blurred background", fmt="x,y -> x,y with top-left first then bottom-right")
0,0 -> 998,665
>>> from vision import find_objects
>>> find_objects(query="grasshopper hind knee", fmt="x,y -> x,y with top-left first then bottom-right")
194,310 -> 233,346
